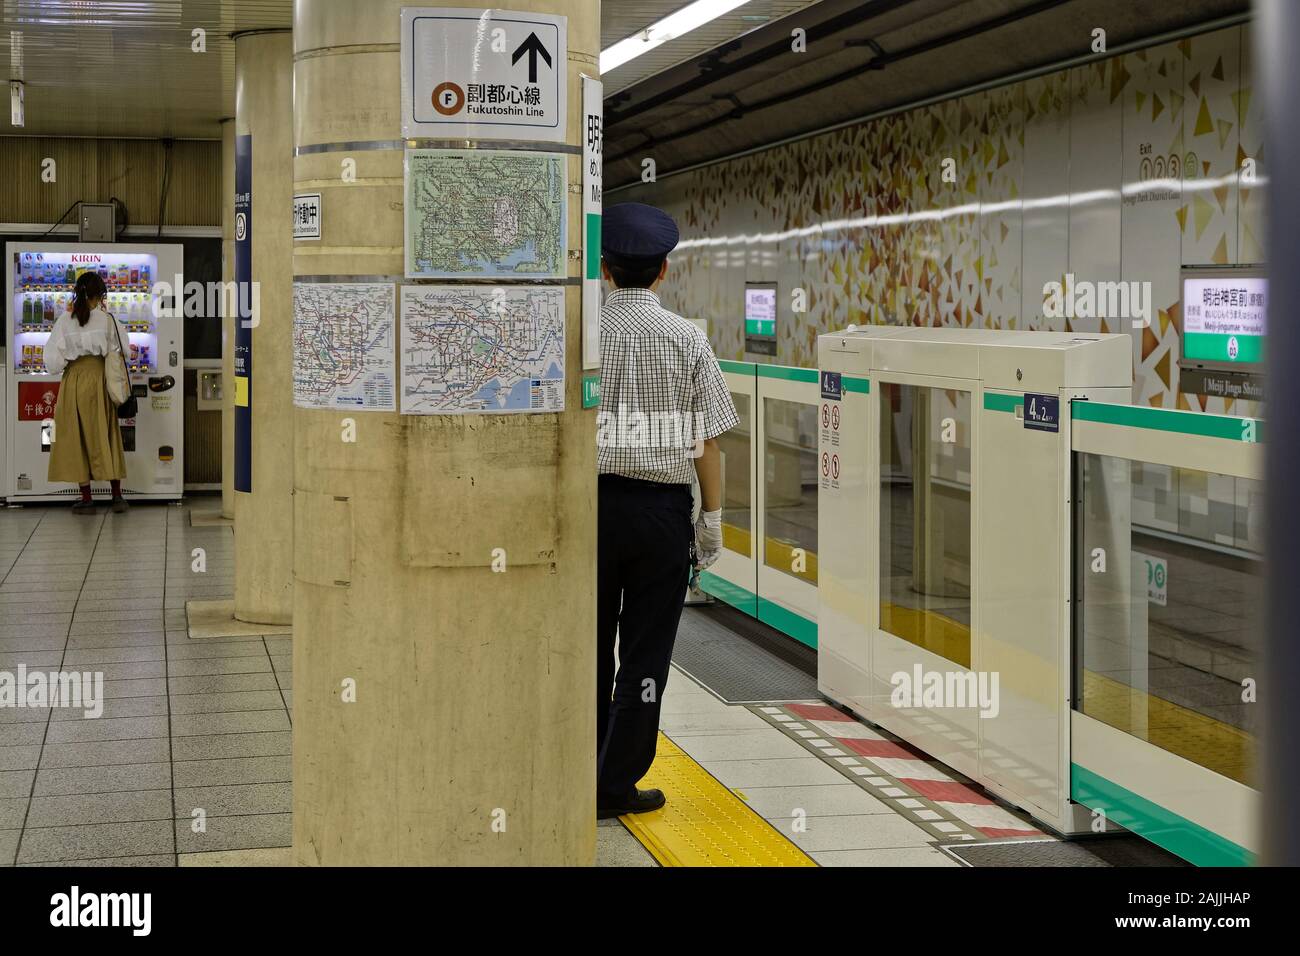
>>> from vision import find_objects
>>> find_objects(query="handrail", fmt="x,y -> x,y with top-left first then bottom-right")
1072,401 -> 1263,443
1071,400 -> 1262,481
719,360 -> 869,391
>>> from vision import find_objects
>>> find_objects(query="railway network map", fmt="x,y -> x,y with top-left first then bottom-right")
400,285 -> 565,415
404,148 -> 567,279
292,282 -> 397,411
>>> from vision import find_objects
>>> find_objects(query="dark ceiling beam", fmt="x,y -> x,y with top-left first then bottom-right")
604,0 -> 921,129
856,0 -> 1078,68
606,0 -> 1078,172
607,6 -> 1251,193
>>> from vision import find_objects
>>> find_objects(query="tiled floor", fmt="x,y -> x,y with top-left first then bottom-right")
656,670 -> 961,866
1,499 -> 1011,867
748,703 -> 1044,843
0,501 -> 291,866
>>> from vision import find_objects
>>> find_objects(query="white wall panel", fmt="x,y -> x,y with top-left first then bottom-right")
1021,73 -> 1071,330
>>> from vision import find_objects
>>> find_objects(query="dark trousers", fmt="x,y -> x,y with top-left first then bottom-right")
596,474 -> 693,799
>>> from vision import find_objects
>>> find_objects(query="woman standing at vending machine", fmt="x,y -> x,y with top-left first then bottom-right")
44,271 -> 129,514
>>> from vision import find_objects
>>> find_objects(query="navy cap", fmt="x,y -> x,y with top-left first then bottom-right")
601,202 -> 679,266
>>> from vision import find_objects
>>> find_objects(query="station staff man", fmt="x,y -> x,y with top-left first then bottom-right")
596,202 -> 739,818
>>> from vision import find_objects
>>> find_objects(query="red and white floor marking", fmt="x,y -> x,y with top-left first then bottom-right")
754,702 -> 1044,842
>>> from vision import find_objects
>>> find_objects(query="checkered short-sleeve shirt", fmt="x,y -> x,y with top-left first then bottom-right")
597,288 -> 740,485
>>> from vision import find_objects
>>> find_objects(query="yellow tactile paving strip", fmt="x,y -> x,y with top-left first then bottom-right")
619,734 -> 817,867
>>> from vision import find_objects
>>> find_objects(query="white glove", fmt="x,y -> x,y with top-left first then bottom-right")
695,509 -> 722,569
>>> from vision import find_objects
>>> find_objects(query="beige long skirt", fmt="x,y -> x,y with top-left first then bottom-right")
47,355 -> 127,484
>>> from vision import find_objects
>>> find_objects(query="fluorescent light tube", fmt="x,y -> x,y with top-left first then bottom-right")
600,0 -> 753,73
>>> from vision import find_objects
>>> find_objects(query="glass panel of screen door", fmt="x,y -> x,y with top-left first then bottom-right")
720,392 -> 752,557
1074,452 -> 1261,786
878,383 -> 972,667
762,397 -> 818,584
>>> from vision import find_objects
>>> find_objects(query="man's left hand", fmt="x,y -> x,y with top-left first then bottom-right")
695,508 -> 722,560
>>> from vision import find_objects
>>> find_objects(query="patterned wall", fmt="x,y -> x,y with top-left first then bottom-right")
620,25 -> 1264,419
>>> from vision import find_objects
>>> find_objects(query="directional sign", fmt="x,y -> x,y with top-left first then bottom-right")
400,8 -> 567,143
293,193 -> 321,240
581,74 -> 602,370
512,32 -> 552,83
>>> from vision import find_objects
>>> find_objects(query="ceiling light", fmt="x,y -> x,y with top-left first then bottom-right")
600,0 -> 753,74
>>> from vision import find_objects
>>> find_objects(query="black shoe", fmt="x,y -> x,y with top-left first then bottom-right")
110,497 -> 129,514
597,788 -> 666,819
72,501 -> 96,515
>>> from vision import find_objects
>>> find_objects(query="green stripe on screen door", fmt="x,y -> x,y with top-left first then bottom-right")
1071,764 -> 1253,867
756,365 -> 818,383
697,572 -> 816,648
983,392 -> 1022,413
757,597 -> 817,648
698,571 -> 757,617
1072,402 -> 1262,442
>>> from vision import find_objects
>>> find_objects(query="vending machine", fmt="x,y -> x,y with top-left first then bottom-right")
5,241 -> 184,501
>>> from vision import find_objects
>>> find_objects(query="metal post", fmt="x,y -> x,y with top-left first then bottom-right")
1260,0 -> 1298,866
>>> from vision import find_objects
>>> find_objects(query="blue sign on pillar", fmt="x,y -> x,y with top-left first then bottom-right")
234,134 -> 253,492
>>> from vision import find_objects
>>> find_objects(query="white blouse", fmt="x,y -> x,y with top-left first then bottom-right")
44,307 -> 123,376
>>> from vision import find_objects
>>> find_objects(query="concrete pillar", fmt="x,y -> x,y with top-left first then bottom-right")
221,118 -> 235,520
232,30 -> 295,624
1261,0 -> 1296,865
291,0 -> 597,865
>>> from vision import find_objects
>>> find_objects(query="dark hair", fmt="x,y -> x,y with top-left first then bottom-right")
71,271 -> 107,326
604,256 -> 665,290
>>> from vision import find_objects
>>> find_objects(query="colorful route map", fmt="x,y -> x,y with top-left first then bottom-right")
404,148 -> 566,279
400,285 -> 564,414
292,282 -> 396,411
